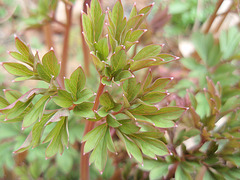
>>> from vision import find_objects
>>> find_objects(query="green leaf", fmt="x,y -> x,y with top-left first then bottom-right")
94,14 -> 105,42
14,132 -> 32,153
45,117 -> 69,158
0,96 -> 9,109
90,52 -> 105,72
125,29 -> 145,43
144,107 -> 185,128
41,49 -> 60,78
36,63 -> 52,82
114,70 -> 134,82
74,89 -> 93,104
129,104 -> 158,115
15,36 -> 34,65
64,66 -> 86,100
3,62 -> 33,77
9,51 -> 33,66
82,13 -> 94,44
105,127 -> 116,153
140,91 -> 167,104
5,97 -> 33,120
82,124 -> 107,153
32,112 -> 55,147
90,0 -> 102,29
89,132 -> 108,172
220,27 -> 240,59
130,58 -> 157,71
121,133 -> 143,164
123,77 -> 141,102
130,133 -> 169,158
129,3 -> 137,19
73,102 -> 94,118
133,45 -> 162,61
118,121 -> 140,134
46,109 -> 70,124
4,89 -> 22,103
95,37 -> 109,61
52,90 -> 73,108
136,3 -> 153,28
149,164 -> 169,180
111,0 -> 124,29
110,47 -> 127,72
192,32 -> 221,67
22,95 -> 51,128
99,91 -> 115,111
145,77 -> 172,92
175,164 -> 192,180
106,114 -> 121,128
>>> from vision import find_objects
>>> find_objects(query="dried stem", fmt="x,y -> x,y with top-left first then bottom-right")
58,3 -> 73,88
80,80 -> 105,180
203,0 -> 224,34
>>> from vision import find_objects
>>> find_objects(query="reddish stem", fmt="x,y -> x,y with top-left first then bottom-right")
42,21 -> 55,50
80,81 -> 105,180
58,4 -> 72,88
80,0 -> 92,77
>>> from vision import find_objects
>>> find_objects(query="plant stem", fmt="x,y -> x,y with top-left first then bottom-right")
203,0 -> 224,34
80,81 -> 105,180
43,21 -> 55,50
80,0 -> 92,77
58,3 -> 72,88
213,2 -> 233,33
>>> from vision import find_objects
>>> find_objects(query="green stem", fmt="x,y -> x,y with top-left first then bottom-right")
80,81 -> 105,180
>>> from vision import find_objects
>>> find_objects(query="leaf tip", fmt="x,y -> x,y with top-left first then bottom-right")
14,34 -> 18,38
11,80 -> 15,83
151,2 -> 155,6
175,56 -> 180,60
50,47 -> 54,51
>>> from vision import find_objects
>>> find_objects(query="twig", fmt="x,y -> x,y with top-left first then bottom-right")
203,0 -> 224,34
80,80 -> 105,180
213,2 -> 233,33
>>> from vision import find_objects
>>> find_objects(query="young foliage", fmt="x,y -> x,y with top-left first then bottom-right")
1,0 -> 185,177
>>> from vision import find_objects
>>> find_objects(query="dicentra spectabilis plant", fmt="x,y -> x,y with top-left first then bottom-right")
0,0 -> 184,179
